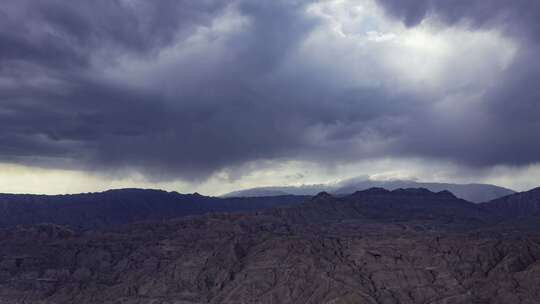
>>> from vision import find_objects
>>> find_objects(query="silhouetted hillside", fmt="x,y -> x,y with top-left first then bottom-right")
0,189 -> 308,230
270,188 -> 491,227
481,187 -> 540,217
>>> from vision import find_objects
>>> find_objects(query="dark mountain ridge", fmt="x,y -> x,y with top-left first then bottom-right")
0,186 -> 536,231
269,187 -> 492,228
0,188 -> 308,230
223,179 -> 515,203
481,187 -> 540,218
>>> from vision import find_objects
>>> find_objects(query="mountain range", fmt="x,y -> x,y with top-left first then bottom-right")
222,178 -> 515,203
0,189 -> 308,230
0,184 -> 532,231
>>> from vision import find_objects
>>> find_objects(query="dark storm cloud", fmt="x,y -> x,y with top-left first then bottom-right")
0,0 -> 334,180
376,0 -> 540,167
0,0 -> 228,68
1,0 -> 539,182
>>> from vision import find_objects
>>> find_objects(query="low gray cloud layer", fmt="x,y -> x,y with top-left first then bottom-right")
0,0 -> 539,182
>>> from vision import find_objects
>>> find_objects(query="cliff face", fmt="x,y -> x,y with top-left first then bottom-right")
1,188 -> 540,304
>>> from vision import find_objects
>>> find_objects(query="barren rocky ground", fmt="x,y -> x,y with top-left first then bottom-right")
1,188 -> 540,304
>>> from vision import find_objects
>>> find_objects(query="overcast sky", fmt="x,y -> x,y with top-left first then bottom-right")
1,0 -> 539,195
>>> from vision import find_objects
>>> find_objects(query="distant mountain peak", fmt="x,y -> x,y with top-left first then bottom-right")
393,187 -> 432,194
436,190 -> 457,198
223,178 -> 514,203
348,187 -> 457,199
311,191 -> 334,201
351,187 -> 390,196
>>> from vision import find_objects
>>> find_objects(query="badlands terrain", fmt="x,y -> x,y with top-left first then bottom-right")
1,187 -> 540,303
